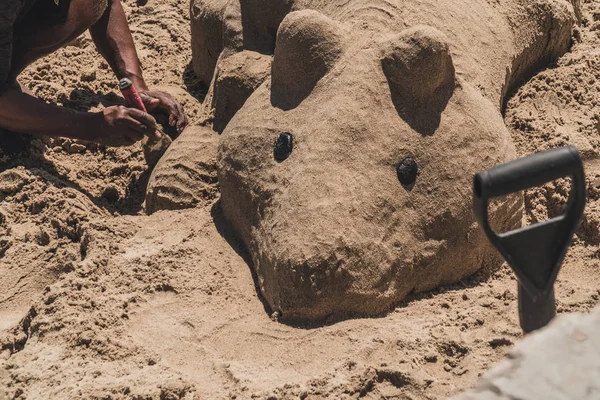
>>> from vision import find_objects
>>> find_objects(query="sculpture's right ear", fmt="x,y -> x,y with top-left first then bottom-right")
271,10 -> 344,111
381,25 -> 455,135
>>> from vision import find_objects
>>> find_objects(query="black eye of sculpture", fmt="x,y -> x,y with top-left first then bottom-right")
397,157 -> 418,185
274,133 -> 293,162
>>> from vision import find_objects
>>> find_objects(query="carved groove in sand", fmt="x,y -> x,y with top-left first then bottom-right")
149,0 -> 579,321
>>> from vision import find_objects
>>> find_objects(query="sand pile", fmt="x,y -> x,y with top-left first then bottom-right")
1,0 -> 600,399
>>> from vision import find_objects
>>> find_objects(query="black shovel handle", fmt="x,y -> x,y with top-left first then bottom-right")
474,146 -> 583,200
474,146 -> 586,242
518,285 -> 556,334
473,146 -> 586,333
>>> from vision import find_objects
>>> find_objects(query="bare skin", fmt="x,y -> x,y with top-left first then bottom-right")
0,0 -> 187,147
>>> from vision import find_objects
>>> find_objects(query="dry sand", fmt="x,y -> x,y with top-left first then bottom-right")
1,0 -> 600,399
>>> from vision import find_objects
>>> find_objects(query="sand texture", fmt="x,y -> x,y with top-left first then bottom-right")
1,0 -> 600,399
454,306 -> 600,400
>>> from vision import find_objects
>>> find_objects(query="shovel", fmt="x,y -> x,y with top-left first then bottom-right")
473,146 -> 586,333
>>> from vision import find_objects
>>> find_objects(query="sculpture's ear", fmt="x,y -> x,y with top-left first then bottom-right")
381,25 -> 455,135
271,10 -> 344,110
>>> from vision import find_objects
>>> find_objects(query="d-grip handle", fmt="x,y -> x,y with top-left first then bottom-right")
473,146 -> 586,333
474,146 -> 582,200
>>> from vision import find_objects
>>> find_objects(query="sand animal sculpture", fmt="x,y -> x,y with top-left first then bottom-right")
146,0 -> 580,321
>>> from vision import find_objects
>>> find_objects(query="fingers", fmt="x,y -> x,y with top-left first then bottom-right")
140,93 -> 161,112
137,91 -> 188,135
120,121 -> 145,142
174,101 -> 187,133
128,108 -> 157,130
165,100 -> 187,133
148,98 -> 161,111
126,108 -> 160,139
143,91 -> 188,133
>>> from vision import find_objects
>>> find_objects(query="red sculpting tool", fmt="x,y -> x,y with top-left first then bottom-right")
119,77 -> 171,166
119,77 -> 147,112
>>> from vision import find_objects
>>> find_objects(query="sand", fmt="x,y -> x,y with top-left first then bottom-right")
1,0 -> 600,399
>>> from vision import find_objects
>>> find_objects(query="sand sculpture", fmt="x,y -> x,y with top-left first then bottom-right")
147,0 -> 580,321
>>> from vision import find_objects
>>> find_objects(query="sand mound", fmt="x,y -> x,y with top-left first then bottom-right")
211,50 -> 271,132
0,166 -> 106,333
146,125 -> 219,213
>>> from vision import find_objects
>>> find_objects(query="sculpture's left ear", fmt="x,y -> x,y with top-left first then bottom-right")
381,25 -> 455,108
381,25 -> 455,134
271,10 -> 344,110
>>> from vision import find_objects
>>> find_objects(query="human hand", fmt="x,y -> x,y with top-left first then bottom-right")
87,106 -> 158,147
139,90 -> 187,134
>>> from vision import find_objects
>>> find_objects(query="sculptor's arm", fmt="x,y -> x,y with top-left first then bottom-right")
90,0 -> 187,133
0,84 -> 157,146
0,4 -> 157,147
0,19 -> 91,142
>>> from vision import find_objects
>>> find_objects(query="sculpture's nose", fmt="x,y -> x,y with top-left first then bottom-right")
252,220 -> 409,322
242,174 -> 418,322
